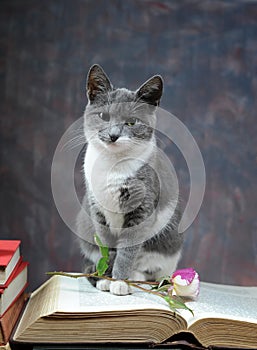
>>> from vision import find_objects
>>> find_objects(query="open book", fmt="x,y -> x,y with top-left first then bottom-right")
12,274 -> 257,349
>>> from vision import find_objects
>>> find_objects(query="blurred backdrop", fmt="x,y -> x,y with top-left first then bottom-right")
1,0 -> 257,290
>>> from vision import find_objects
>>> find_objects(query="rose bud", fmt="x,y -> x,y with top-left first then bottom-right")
171,268 -> 200,299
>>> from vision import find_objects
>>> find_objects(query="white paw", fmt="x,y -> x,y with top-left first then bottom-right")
110,280 -> 131,295
96,279 -> 111,291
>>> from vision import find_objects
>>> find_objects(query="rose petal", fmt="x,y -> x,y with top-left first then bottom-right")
172,268 -> 196,284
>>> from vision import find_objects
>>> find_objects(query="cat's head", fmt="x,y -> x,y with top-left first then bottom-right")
83,64 -> 163,156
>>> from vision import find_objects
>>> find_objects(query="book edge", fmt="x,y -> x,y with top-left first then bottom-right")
0,262 -> 28,316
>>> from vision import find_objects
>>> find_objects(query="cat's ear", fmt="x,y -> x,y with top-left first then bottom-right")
136,75 -> 163,106
87,64 -> 113,102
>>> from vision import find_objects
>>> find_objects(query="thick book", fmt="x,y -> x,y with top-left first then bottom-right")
0,293 -> 25,345
0,261 -> 28,316
11,274 -> 257,349
0,240 -> 21,285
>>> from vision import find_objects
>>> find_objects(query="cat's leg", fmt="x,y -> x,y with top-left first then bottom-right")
88,209 -> 120,292
79,237 -> 117,291
96,248 -> 116,291
108,200 -> 156,295
77,200 -> 116,290
92,222 -> 116,292
109,245 -> 141,295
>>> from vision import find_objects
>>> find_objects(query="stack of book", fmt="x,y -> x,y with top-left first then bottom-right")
0,240 -> 28,349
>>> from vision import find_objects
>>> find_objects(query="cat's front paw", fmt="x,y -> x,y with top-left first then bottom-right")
96,279 -> 111,291
110,280 -> 131,295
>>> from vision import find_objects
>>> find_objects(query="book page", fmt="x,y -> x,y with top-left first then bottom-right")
14,275 -> 187,344
14,274 -> 188,342
57,275 -> 172,313
14,276 -> 61,339
180,282 -> 257,326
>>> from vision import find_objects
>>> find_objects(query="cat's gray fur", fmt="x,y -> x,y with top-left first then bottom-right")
77,64 -> 184,295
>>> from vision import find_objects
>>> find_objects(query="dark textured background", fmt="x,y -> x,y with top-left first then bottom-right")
1,0 -> 257,291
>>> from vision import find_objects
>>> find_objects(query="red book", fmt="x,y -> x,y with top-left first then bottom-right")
0,241 -> 21,285
0,293 -> 25,345
0,261 -> 28,316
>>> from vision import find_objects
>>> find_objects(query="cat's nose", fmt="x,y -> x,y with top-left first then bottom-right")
109,133 -> 119,142
108,126 -> 121,142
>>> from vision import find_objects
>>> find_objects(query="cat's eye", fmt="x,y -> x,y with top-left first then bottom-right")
125,118 -> 137,126
98,112 -> 110,122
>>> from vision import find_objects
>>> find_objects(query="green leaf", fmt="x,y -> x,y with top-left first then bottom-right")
164,296 -> 194,316
94,234 -> 109,257
96,257 -> 109,276
94,234 -> 109,276
100,246 -> 109,258
94,234 -> 104,248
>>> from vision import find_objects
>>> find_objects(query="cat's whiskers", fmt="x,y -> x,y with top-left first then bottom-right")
62,130 -> 86,151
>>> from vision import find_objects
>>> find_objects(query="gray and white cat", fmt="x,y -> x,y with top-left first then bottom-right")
77,64 -> 183,295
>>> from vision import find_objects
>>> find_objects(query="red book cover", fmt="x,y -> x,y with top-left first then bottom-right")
0,241 -> 21,285
0,241 -> 20,267
0,261 -> 28,316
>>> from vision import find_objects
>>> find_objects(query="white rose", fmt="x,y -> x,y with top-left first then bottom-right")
171,268 -> 200,299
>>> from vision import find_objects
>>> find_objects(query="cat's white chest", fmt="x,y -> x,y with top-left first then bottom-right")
84,144 -> 137,233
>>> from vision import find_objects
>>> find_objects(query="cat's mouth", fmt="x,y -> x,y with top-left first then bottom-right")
88,134 -> 129,153
102,138 -> 130,151
98,133 -> 130,147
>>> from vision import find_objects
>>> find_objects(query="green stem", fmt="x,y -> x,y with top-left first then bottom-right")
46,271 -> 159,286
128,282 -> 165,298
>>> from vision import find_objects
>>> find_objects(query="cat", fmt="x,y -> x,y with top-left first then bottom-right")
77,64 -> 184,295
